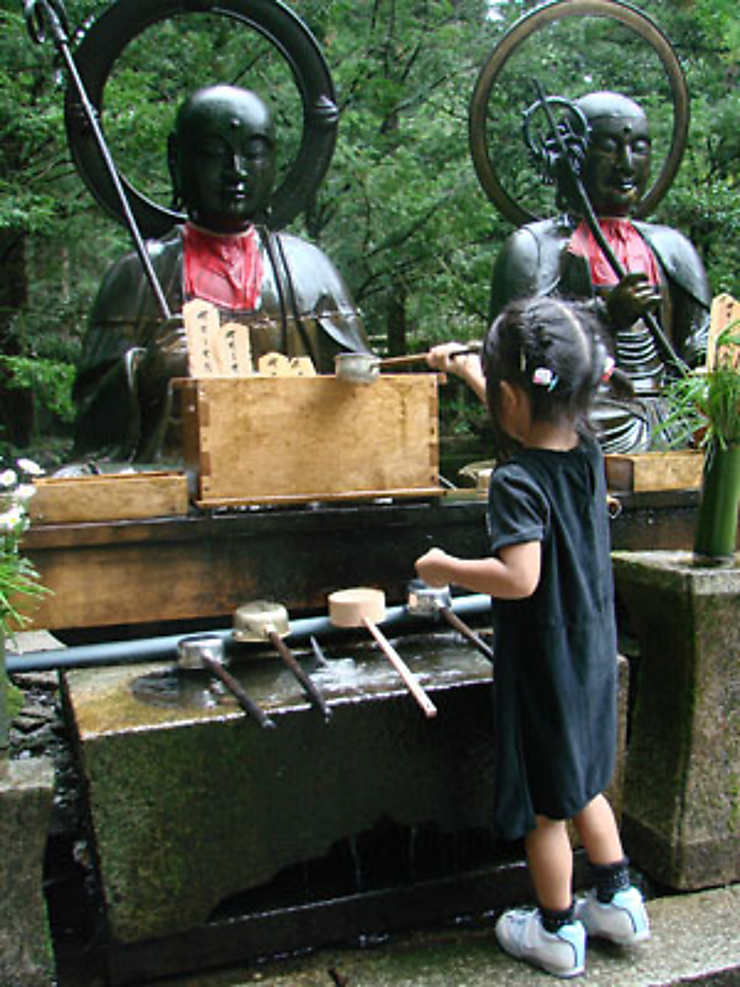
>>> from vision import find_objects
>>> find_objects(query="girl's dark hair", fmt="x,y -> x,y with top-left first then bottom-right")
482,296 -> 611,458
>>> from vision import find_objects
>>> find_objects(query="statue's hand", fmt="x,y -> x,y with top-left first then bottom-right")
605,272 -> 661,330
137,315 -> 189,400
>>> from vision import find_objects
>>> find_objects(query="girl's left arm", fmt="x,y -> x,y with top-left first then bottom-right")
415,541 -> 540,600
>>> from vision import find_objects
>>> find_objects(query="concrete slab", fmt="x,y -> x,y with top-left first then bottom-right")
0,756 -> 55,987
133,883 -> 740,986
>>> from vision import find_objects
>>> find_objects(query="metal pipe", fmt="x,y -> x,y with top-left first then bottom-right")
5,595 -> 492,673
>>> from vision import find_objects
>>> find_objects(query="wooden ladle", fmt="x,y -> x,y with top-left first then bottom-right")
327,587 -> 437,719
233,601 -> 331,721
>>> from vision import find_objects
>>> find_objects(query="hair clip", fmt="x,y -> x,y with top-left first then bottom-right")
532,366 -> 558,391
601,356 -> 616,382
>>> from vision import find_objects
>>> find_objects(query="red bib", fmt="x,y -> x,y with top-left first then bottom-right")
183,223 -> 264,311
568,218 -> 660,287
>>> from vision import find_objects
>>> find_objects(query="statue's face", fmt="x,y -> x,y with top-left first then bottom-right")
172,88 -> 276,233
581,106 -> 651,217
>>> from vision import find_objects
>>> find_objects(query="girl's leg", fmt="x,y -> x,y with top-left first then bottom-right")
496,814 -> 586,977
572,793 -> 624,865
525,814 -> 573,911
572,794 -> 651,944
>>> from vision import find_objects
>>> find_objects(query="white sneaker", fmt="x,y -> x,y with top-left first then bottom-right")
575,886 -> 650,945
495,907 -> 586,978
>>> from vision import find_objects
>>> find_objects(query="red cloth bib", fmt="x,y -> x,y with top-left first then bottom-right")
183,223 -> 264,311
568,219 -> 660,287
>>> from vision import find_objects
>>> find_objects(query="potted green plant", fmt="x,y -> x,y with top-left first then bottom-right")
659,323 -> 740,564
0,458 -> 48,770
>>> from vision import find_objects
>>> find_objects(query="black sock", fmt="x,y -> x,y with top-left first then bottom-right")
540,902 -> 574,933
590,857 -> 631,903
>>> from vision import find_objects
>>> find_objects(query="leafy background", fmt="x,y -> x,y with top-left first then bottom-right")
0,0 -> 737,461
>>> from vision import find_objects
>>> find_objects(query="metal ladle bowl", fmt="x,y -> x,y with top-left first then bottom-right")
405,580 -> 494,664
233,600 -> 331,721
233,600 -> 291,642
333,352 -> 380,383
176,634 -> 275,729
406,580 -> 452,618
177,633 -> 227,670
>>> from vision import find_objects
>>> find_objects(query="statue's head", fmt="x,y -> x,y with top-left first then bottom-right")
571,91 -> 651,217
168,85 -> 277,233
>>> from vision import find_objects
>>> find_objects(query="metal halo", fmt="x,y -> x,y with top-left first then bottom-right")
468,0 -> 689,226
64,0 -> 339,236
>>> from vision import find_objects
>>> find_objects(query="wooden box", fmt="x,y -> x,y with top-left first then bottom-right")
179,375 -> 442,506
605,450 -> 703,493
29,472 -> 188,524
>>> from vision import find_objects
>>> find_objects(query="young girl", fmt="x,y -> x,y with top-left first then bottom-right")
416,296 -> 649,979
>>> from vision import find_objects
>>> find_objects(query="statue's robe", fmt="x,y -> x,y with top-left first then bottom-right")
490,217 -> 711,452
74,225 -> 371,462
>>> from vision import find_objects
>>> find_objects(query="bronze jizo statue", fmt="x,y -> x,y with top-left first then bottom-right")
73,85 -> 371,462
490,91 -> 710,453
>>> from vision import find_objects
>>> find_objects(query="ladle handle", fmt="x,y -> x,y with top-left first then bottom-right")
201,656 -> 276,730
269,632 -> 332,722
362,617 -> 437,719
440,607 -> 494,664
378,345 -> 480,369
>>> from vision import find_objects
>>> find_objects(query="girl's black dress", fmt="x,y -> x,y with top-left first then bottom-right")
486,434 -> 617,840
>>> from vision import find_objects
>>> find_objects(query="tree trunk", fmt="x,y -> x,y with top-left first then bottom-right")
386,286 -> 407,356
0,229 -> 34,447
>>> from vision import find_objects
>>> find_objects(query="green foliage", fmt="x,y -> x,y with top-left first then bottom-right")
659,326 -> 740,451
0,355 -> 75,422
0,552 -> 46,637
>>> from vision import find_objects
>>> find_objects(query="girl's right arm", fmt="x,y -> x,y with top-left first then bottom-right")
415,541 -> 540,600
426,344 -> 487,403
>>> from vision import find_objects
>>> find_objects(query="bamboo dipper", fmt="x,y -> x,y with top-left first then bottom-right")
327,587 -> 437,718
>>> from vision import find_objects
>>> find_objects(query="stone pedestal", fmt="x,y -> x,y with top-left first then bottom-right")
613,550 -> 739,890
0,756 -> 55,987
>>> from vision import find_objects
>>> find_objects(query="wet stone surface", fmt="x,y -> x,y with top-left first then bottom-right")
62,630 -> 499,944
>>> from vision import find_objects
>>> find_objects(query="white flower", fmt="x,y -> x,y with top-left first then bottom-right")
0,469 -> 18,489
0,505 -> 25,536
16,457 -> 44,477
14,484 -> 37,506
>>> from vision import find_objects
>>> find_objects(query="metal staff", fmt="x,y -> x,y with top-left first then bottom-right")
528,78 -> 688,377
24,0 -> 172,320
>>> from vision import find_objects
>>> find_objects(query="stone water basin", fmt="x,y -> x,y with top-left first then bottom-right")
61,630 -> 496,944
